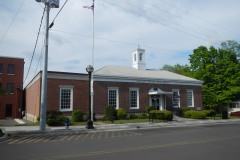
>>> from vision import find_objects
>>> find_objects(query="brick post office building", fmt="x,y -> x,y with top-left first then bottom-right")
25,47 -> 203,122
0,56 -> 24,119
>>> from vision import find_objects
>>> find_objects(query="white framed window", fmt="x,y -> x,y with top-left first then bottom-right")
172,89 -> 180,108
108,87 -> 119,109
59,86 -> 73,111
129,88 -> 139,109
187,90 -> 194,108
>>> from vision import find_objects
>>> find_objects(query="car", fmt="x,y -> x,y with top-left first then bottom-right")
230,111 -> 240,117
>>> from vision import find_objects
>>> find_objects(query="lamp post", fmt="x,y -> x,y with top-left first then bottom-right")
86,65 -> 94,129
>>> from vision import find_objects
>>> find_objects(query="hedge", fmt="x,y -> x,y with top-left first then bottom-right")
184,111 -> 206,119
149,110 -> 173,121
202,110 -> 216,117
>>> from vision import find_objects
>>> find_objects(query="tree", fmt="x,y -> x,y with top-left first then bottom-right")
188,43 -> 240,110
161,64 -> 190,76
221,40 -> 240,58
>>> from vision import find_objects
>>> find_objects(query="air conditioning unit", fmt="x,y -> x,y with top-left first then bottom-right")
35,0 -> 59,8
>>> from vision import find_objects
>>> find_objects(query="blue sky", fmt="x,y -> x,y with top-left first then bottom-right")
0,0 -> 240,85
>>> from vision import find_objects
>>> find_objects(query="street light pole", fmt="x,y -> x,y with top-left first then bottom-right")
86,65 -> 94,129
39,2 -> 50,132
35,0 -> 59,132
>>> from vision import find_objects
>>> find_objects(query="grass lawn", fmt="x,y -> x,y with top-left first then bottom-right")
70,118 -> 154,126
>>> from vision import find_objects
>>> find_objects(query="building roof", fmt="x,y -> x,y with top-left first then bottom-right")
94,65 -> 203,86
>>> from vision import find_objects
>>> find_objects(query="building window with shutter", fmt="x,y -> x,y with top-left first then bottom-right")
59,86 -> 73,111
108,87 -> 119,109
129,88 -> 139,109
187,90 -> 194,108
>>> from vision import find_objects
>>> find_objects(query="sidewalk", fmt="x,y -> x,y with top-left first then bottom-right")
1,117 -> 240,135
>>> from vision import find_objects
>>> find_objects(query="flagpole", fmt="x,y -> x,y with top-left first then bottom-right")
91,0 -> 95,121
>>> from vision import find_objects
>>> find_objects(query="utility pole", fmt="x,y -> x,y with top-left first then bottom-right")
35,0 -> 59,132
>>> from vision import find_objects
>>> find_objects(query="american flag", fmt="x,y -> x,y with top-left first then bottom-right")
83,4 -> 94,11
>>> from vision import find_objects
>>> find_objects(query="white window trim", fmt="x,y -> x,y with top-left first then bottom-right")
108,87 -> 119,109
187,90 -> 194,108
129,87 -> 139,109
172,89 -> 180,108
59,86 -> 73,112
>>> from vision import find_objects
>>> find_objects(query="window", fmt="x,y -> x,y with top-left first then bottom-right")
172,90 -> 180,108
134,54 -> 136,61
60,86 -> 73,111
139,53 -> 143,61
230,101 -> 240,108
129,88 -> 139,109
108,88 -> 119,109
7,83 -> 14,94
0,63 -> 3,74
187,90 -> 194,107
8,64 -> 15,74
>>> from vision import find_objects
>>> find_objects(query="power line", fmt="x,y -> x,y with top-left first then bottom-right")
0,0 -> 26,46
157,0 -> 237,36
23,6 -> 46,85
49,0 -> 69,28
102,0 -> 214,44
50,29 -> 179,53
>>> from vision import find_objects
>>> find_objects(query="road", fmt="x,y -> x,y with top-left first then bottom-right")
1,123 -> 240,160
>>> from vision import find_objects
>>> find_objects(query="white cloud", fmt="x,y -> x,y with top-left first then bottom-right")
0,0 -> 240,86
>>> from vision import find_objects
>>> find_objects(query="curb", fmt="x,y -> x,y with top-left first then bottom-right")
2,119 -> 240,136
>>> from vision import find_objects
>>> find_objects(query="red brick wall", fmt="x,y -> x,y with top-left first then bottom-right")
93,81 -> 203,113
47,79 -> 89,114
0,57 -> 24,119
25,78 -> 41,121
25,73 -> 203,119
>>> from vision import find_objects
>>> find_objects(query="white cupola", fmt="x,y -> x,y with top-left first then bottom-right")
132,45 -> 146,70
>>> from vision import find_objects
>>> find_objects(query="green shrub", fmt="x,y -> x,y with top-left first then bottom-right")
164,110 -> 173,121
129,114 -> 138,119
202,110 -> 216,117
179,106 -> 191,117
117,108 -> 127,120
46,111 -> 66,126
144,106 -> 155,113
149,110 -> 173,121
183,111 -> 192,118
72,109 -> 84,122
137,114 -> 148,119
184,111 -> 206,119
191,111 -> 206,119
104,105 -> 117,122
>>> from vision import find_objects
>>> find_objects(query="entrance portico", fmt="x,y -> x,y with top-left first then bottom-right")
149,88 -> 172,111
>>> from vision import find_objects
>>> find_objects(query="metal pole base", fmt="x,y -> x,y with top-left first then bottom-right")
86,119 -> 94,129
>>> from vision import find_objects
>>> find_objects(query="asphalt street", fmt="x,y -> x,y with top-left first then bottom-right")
1,123 -> 240,160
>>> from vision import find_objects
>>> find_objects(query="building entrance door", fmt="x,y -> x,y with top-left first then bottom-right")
151,96 -> 160,110
5,104 -> 13,117
150,95 -> 166,110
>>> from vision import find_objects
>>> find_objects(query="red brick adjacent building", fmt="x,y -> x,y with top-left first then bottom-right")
25,47 -> 203,122
0,56 -> 24,119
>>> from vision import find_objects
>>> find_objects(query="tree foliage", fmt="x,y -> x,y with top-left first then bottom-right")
188,41 -> 240,110
161,64 -> 190,76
